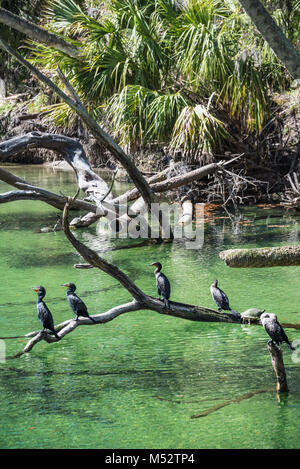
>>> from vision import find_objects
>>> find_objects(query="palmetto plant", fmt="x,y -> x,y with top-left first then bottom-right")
28,0 -> 293,160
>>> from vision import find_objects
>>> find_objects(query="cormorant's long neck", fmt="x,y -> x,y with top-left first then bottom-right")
155,266 -> 162,275
66,288 -> 75,296
37,293 -> 45,303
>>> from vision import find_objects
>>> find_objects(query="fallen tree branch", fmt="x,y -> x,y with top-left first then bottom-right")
62,194 -> 149,302
0,132 -> 113,205
112,163 -> 219,205
0,167 -> 98,212
219,245 -> 300,268
7,300 -> 141,359
5,195 -> 245,359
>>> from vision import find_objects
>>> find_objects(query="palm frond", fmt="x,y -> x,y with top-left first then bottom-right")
44,0 -> 86,34
171,103 -> 231,154
146,91 -> 188,142
106,84 -> 158,146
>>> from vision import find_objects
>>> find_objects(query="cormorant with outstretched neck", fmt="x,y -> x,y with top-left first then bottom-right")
210,279 -> 237,314
261,312 -> 295,350
33,286 -> 59,339
62,283 -> 96,323
150,262 -> 171,309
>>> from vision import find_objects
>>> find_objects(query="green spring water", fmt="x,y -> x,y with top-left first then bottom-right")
0,165 -> 299,449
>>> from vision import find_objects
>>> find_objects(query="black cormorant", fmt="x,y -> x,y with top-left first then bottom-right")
33,286 -> 59,339
260,312 -> 295,350
150,262 -> 171,309
62,283 -> 96,323
210,279 -> 237,314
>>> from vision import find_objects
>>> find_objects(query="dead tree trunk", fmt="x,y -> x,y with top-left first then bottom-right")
267,341 -> 289,393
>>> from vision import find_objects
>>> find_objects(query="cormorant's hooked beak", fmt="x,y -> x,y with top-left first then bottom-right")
32,287 -> 39,292
149,263 -> 157,267
61,283 -> 71,287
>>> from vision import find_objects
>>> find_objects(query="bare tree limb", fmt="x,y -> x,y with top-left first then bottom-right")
112,163 -> 219,205
62,195 -> 148,302
0,167 -> 99,212
0,132 -> 113,204
6,198 -> 300,360
0,38 -> 154,208
56,65 -> 86,110
0,7 -> 80,58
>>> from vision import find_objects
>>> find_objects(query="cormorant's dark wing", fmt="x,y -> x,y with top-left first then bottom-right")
274,320 -> 294,348
68,293 -> 89,317
38,301 -> 55,331
157,273 -> 171,300
263,321 -> 277,343
211,286 -> 230,310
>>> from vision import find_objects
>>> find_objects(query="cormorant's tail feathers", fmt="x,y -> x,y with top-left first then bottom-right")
164,298 -> 170,309
286,342 -> 295,351
229,309 -> 240,316
89,316 -> 97,323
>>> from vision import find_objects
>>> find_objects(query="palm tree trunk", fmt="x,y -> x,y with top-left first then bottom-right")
237,0 -> 300,79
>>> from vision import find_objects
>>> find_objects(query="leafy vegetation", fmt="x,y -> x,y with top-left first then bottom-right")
24,0 -> 298,160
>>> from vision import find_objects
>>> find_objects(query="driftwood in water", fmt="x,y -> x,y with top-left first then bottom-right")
267,341 -> 289,392
219,245 -> 300,268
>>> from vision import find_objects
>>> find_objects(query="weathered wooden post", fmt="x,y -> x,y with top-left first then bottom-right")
267,341 -> 289,393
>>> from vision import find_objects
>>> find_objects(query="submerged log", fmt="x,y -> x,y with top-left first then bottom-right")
219,245 -> 300,268
267,341 -> 289,393
191,389 -> 270,419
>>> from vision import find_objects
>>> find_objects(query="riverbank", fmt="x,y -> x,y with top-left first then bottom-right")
0,87 -> 299,207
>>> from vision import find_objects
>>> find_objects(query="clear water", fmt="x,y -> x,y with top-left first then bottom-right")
0,165 -> 299,449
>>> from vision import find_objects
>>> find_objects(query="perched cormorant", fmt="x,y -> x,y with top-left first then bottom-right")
260,312 -> 295,350
150,262 -> 171,309
62,283 -> 96,323
210,279 -> 237,314
33,286 -> 59,339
